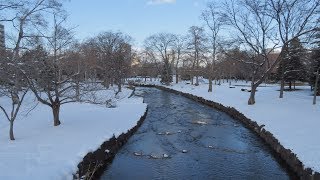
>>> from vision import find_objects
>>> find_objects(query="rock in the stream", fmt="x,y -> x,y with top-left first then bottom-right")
182,150 -> 188,153
158,131 -> 173,135
134,152 -> 142,156
150,154 -> 159,159
163,154 -> 169,158
192,120 -> 208,125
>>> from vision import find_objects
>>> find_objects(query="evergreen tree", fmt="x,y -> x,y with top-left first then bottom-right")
310,33 -> 320,96
276,38 -> 306,90
286,38 -> 307,89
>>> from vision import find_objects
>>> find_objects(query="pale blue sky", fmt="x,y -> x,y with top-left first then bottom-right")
64,0 -> 210,46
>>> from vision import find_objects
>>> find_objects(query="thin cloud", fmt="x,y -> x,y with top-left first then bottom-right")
147,0 -> 176,5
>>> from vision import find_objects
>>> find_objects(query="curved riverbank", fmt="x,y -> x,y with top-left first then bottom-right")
137,84 -> 319,180
102,87 -> 294,179
75,108 -> 148,179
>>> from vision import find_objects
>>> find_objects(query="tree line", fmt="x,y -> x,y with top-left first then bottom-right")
133,0 -> 320,105
0,0 -> 319,141
0,0 -> 133,140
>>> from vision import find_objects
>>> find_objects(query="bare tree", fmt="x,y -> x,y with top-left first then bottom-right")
0,1 -> 22,21
172,35 -> 185,84
143,46 -> 163,79
79,39 -> 100,81
144,33 -> 176,85
223,0 -> 281,105
224,48 -> 252,81
89,31 -> 132,92
0,51 -> 28,140
187,26 -> 207,86
201,2 -> 224,92
63,42 -> 85,101
7,0 -> 61,59
22,9 -> 77,126
132,48 -> 163,82
0,0 -> 62,138
112,37 -> 132,93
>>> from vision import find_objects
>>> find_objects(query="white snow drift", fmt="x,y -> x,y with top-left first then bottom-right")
0,88 -> 147,180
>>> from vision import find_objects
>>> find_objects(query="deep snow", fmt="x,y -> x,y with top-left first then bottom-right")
136,78 -> 320,173
0,87 -> 147,180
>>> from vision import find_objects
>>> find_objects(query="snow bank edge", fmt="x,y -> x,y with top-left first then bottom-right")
74,107 -> 148,179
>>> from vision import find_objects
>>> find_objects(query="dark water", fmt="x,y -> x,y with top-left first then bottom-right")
101,88 -> 291,180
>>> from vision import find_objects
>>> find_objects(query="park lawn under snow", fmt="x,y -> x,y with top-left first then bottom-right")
0,87 -> 147,180
139,78 -> 320,173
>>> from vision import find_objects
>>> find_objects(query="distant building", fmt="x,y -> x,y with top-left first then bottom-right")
0,24 -> 5,48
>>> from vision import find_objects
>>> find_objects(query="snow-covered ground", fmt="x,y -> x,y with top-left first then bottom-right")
0,87 -> 147,180
137,78 -> 320,173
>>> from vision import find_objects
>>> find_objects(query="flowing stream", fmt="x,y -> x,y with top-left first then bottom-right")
101,87 -> 293,179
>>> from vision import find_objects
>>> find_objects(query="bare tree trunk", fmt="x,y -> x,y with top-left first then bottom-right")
9,120 -> 15,140
195,76 -> 199,86
103,79 -> 110,89
175,71 -> 178,84
117,83 -> 122,93
248,87 -> 257,105
94,69 -> 97,82
279,46 -> 288,98
110,78 -> 114,87
52,103 -> 61,126
313,70 -> 319,105
208,77 -> 213,92
280,75 -> 285,98
289,81 -> 292,90
248,77 -> 257,105
76,81 -> 80,101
